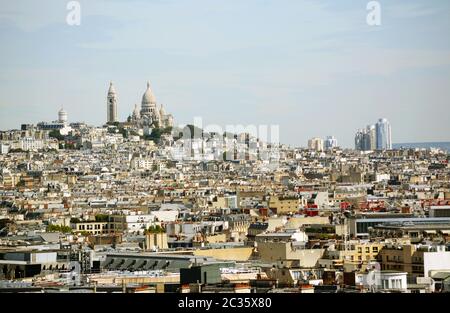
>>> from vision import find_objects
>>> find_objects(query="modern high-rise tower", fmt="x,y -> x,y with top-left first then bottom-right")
366,125 -> 377,151
107,81 -> 118,123
376,118 -> 392,150
308,137 -> 324,152
355,118 -> 392,151
355,129 -> 364,151
325,136 -> 338,150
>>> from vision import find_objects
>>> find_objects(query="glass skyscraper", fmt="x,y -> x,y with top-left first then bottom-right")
376,118 -> 392,150
355,118 -> 392,151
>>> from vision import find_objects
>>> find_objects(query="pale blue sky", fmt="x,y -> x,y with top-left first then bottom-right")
0,0 -> 449,147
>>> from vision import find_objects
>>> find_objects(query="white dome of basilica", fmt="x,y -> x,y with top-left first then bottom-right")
142,81 -> 156,105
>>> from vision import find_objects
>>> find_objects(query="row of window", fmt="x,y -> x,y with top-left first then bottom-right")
357,246 -> 379,253
77,224 -> 107,230
382,264 -> 403,270
381,278 -> 403,289
42,264 -> 67,271
383,255 -> 421,262
352,255 -> 373,261
76,230 -> 109,235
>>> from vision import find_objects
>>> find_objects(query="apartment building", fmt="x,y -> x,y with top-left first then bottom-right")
268,196 -> 300,215
73,221 -> 109,235
378,244 -> 450,280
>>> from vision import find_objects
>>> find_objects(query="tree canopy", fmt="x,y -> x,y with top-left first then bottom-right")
95,214 -> 109,222
47,224 -> 72,233
146,225 -> 165,234
49,130 -> 65,141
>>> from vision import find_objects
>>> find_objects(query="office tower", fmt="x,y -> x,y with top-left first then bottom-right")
107,81 -> 118,123
355,119 -> 392,151
367,125 -> 377,150
355,129 -> 364,151
325,136 -> 338,150
308,137 -> 324,152
355,128 -> 373,152
362,128 -> 371,151
376,118 -> 392,150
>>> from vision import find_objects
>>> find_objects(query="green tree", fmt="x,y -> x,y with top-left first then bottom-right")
60,225 -> 72,233
162,126 -> 172,134
143,128 -> 162,143
70,217 -> 81,223
95,214 -> 109,222
147,225 -> 165,234
9,148 -> 24,153
118,127 -> 128,138
49,130 -> 64,141
46,224 -> 72,233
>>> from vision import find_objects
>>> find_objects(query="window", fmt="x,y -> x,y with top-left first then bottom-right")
358,247 -> 362,253
392,279 -> 402,289
365,247 -> 370,253
372,247 -> 378,253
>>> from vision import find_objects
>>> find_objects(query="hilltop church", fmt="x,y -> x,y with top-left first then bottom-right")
106,81 -> 174,132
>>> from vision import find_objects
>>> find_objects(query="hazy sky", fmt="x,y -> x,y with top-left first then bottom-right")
1,0 -> 449,147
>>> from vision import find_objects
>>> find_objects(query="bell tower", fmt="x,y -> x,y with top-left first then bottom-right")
107,81 -> 118,123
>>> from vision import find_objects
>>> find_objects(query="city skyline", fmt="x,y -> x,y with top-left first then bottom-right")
1,1 -> 450,299
1,1 -> 450,148
1,79 -> 441,149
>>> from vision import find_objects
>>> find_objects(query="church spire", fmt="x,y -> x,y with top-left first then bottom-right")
107,81 -> 118,123
108,81 -> 116,94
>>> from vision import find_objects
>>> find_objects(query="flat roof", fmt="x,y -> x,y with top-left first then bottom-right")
105,252 -> 214,261
356,217 -> 450,223
374,223 -> 450,230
